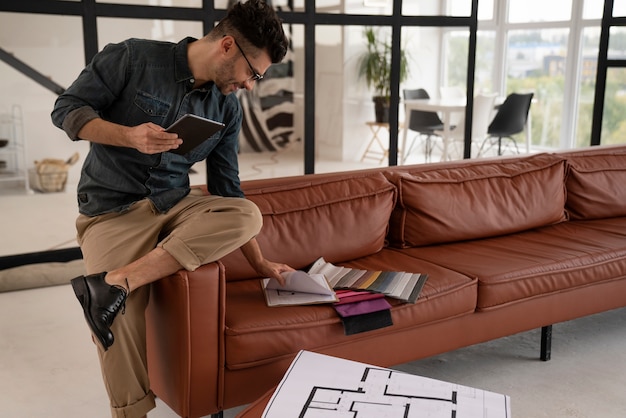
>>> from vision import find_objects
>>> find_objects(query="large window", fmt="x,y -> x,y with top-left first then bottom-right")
0,0 -> 621,180
447,0 -> 613,152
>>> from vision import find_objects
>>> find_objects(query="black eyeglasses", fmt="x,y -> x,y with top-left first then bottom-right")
233,38 -> 264,82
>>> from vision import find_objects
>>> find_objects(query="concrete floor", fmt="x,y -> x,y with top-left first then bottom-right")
1,283 -> 625,418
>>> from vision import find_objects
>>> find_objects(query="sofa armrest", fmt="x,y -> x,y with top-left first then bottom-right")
146,261 -> 226,418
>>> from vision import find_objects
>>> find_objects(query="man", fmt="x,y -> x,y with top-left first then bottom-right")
51,1 -> 293,417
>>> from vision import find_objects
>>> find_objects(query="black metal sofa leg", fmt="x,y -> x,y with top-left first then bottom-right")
211,411 -> 224,418
540,325 -> 552,361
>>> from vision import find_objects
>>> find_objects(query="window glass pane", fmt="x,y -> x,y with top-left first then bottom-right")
349,25 -> 404,109
506,28 -> 569,150
601,68 -> 626,145
583,0 -> 604,19
315,0 -> 393,15
286,0 -> 305,11
443,30 -> 469,93
240,22 -> 301,159
508,0 -> 572,23
290,23 -> 304,166
613,0 -> 626,16
216,0 -> 303,12
97,18 -> 301,167
97,17 -> 203,45
401,27 -> 441,97
476,31 -> 497,94
402,0 -> 444,16
441,30 -> 501,99
316,0 -> 392,15
319,26 -> 358,167
608,27 -> 626,59
478,0 -> 495,20
575,27 -> 600,147
448,0 -> 470,16
400,26 -> 446,163
343,25 -> 407,166
449,0 -> 494,19
342,25 -> 429,167
100,0 -> 201,6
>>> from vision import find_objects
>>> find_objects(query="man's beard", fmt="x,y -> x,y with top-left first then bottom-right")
214,57 -> 244,95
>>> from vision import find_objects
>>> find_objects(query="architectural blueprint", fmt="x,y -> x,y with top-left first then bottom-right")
262,351 -> 510,418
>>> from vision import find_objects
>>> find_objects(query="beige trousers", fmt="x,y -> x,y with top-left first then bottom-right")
76,190 -> 262,418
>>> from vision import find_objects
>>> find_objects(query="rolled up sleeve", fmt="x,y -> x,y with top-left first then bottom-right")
60,107 -> 100,141
51,41 -> 129,141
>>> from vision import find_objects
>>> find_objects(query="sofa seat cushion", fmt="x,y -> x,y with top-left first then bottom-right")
219,172 -> 397,280
223,249 -> 476,370
385,153 -> 567,247
397,218 -> 626,310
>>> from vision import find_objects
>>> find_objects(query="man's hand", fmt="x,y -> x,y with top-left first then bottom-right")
124,123 -> 182,154
77,118 -> 182,154
240,238 -> 294,286
253,259 -> 295,287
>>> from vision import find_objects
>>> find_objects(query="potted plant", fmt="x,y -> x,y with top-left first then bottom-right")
357,26 -> 410,123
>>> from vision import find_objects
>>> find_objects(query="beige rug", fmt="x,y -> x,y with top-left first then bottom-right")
0,259 -> 85,292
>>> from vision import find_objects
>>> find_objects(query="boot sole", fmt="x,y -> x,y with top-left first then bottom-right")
71,276 -> 111,351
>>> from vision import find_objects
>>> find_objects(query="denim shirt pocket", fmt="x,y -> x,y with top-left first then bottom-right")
133,90 -> 171,124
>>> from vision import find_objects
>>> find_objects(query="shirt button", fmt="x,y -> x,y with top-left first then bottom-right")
190,78 -> 195,84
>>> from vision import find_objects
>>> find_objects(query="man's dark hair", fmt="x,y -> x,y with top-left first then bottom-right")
214,0 -> 288,64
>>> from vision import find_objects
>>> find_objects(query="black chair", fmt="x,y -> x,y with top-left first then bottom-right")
479,92 -> 534,156
403,88 -> 445,161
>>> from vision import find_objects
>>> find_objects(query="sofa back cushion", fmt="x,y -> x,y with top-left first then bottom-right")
220,172 -> 397,280
565,152 -> 626,220
386,154 -> 567,247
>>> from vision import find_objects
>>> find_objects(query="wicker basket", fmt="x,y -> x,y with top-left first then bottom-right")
28,168 -> 68,193
28,152 -> 79,193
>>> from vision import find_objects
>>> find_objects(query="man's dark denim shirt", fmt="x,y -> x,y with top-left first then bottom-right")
51,37 -> 244,216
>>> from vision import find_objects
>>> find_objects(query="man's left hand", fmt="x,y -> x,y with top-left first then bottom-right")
254,260 -> 294,287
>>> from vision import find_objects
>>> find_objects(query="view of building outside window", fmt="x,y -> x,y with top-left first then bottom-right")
443,0 -> 626,152
505,28 -> 569,150
603,28 -> 626,145
576,27 -> 601,148
602,68 -> 626,144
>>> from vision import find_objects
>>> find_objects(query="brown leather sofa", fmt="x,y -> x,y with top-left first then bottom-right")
146,145 -> 626,418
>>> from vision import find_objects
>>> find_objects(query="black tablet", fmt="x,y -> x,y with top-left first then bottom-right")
165,114 -> 225,155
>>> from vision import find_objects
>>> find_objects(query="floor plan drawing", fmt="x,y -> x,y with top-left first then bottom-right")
263,351 -> 510,418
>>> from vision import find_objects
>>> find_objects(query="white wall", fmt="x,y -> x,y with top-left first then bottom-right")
0,13 -> 89,187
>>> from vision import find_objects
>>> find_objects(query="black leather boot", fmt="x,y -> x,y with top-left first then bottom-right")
70,272 -> 127,351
